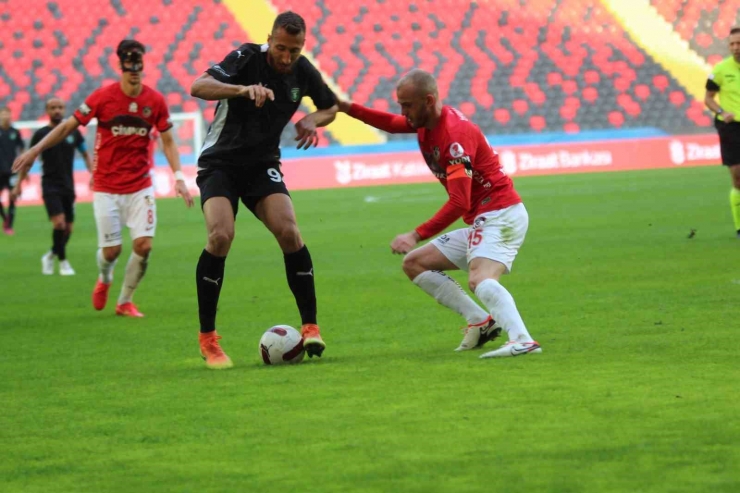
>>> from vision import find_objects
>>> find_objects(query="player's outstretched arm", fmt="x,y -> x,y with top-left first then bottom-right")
160,129 -> 194,208
190,73 -> 274,107
294,105 -> 338,150
12,116 -> 79,174
340,100 -> 414,134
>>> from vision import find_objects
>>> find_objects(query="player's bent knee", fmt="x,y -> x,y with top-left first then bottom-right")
103,245 -> 122,262
274,224 -> 303,252
401,253 -> 426,280
133,239 -> 152,257
207,229 -> 234,253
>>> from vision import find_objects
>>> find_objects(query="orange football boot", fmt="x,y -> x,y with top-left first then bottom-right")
92,280 -> 111,311
301,324 -> 326,358
199,331 -> 233,369
115,302 -> 144,318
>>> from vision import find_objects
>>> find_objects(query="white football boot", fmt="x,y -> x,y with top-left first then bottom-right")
59,259 -> 76,276
455,316 -> 502,351
479,340 -> 542,359
41,251 -> 55,275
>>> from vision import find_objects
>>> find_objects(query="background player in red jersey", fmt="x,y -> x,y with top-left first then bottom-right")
13,39 -> 194,317
338,69 -> 541,359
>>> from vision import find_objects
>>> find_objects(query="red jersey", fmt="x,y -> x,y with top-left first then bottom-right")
348,104 -> 521,239
74,83 -> 172,194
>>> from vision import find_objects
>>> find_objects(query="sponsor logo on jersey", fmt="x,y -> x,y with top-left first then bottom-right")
129,102 -> 138,113
449,142 -> 465,158
448,156 -> 471,166
79,103 -> 92,116
291,88 -> 300,102
111,125 -> 149,137
142,106 -> 152,118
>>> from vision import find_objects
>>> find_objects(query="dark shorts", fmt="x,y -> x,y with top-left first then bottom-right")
196,163 -> 290,217
0,173 -> 16,191
43,191 -> 75,222
715,120 -> 740,166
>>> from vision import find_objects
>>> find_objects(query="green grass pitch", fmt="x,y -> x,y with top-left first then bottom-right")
1,166 -> 738,493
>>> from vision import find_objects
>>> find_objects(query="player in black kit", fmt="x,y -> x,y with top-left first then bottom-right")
0,106 -> 24,235
190,11 -> 338,369
12,98 -> 92,275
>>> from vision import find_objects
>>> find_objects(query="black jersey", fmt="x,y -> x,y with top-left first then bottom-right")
0,126 -> 24,175
198,43 -> 336,168
31,126 -> 86,193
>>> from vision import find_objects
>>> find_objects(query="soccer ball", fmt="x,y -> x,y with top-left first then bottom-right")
259,325 -> 305,365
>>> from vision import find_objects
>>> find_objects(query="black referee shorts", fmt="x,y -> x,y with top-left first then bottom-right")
196,163 -> 290,217
715,120 -> 740,166
43,190 -> 75,222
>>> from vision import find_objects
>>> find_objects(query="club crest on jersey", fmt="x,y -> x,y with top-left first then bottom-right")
129,102 -> 138,113
290,88 -> 300,102
450,142 -> 465,158
473,216 -> 487,229
144,195 -> 155,206
142,106 -> 152,118
66,135 -> 74,144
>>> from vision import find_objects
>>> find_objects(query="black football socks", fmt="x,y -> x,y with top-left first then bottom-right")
52,228 -> 66,261
284,245 -> 317,325
7,200 -> 15,228
196,249 -> 226,334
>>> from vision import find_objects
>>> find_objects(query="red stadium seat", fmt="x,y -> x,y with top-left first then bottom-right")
0,0 -> 713,141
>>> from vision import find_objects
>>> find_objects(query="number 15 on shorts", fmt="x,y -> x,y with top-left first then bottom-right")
468,229 -> 483,248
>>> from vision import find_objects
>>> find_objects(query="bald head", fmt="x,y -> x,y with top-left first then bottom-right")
397,69 -> 438,98
46,97 -> 63,109
45,97 -> 66,124
395,69 -> 442,130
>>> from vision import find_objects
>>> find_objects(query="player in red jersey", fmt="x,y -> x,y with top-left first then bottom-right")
339,69 -> 541,359
13,40 -> 193,316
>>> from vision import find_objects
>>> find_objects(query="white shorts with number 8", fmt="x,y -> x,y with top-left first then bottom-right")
93,186 -> 157,248
430,202 -> 528,273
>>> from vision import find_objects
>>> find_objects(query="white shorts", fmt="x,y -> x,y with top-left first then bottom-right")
430,203 -> 528,273
93,186 -> 157,247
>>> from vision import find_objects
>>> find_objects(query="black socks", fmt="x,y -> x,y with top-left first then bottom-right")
196,249 -> 226,333
284,245 -> 317,325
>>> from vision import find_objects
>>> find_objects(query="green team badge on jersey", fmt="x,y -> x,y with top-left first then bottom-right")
291,88 -> 300,102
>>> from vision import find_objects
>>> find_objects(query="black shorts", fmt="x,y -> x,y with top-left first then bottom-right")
43,191 -> 75,222
0,173 -> 16,191
196,164 -> 290,217
715,120 -> 740,166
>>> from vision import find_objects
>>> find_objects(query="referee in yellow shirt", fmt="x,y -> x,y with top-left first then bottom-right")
706,27 -> 740,236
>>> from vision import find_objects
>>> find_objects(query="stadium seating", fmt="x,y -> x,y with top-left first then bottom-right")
0,0 -> 335,149
272,0 -> 712,138
0,0 -> 726,147
650,0 -> 739,66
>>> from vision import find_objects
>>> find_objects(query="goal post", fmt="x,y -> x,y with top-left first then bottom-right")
13,111 -> 206,168
7,111 -> 206,206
